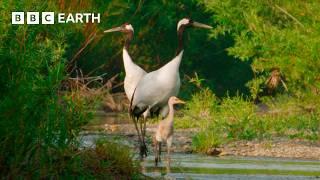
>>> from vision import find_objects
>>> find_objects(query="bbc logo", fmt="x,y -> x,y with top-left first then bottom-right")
12,12 -> 54,24
12,12 -> 100,24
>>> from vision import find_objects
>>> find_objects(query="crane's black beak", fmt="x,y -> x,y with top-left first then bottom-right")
104,26 -> 122,33
192,21 -> 213,29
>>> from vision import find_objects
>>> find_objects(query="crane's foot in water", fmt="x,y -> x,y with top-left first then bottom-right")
155,157 -> 159,166
139,143 -> 148,158
155,156 -> 162,166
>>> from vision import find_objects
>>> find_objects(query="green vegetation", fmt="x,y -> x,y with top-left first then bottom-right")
0,0 -> 140,178
180,0 -> 320,153
198,0 -> 320,98
146,166 -> 320,176
1,0 -> 320,177
176,88 -> 319,153
68,139 -> 141,179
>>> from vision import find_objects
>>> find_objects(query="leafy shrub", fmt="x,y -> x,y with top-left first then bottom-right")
57,139 -> 141,179
175,88 -> 218,129
198,0 -> 320,98
187,89 -> 319,153
218,95 -> 257,140
0,1 -> 140,178
192,126 -> 223,153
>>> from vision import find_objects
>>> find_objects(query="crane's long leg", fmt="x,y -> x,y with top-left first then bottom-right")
132,116 -> 144,158
167,136 -> 172,167
154,141 -> 159,166
142,117 -> 147,138
133,117 -> 142,141
145,117 -> 148,156
141,108 -> 150,157
158,141 -> 162,162
139,118 -> 144,147
143,116 -> 147,149
140,117 -> 148,157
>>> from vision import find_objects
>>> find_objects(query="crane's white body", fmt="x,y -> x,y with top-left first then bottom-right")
122,48 -> 147,100
132,50 -> 184,117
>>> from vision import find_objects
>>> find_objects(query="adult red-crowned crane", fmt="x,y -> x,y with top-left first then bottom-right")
130,18 -> 212,157
104,23 -> 146,100
104,23 -> 147,157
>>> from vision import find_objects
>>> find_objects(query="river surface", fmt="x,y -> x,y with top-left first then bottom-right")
79,112 -> 320,179
141,153 -> 320,179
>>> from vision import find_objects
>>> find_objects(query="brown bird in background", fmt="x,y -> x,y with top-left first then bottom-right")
266,67 -> 288,94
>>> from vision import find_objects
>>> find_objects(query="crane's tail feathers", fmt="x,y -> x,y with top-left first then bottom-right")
129,86 -> 148,118
129,86 -> 137,117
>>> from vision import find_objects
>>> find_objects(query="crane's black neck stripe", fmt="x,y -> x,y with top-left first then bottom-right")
124,31 -> 133,50
176,25 -> 186,55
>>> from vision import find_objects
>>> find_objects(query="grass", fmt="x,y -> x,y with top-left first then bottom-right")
60,139 -> 142,179
192,127 -> 223,153
0,1 -> 143,177
175,88 -> 320,153
146,167 -> 320,176
0,87 -> 143,179
3,139 -> 142,179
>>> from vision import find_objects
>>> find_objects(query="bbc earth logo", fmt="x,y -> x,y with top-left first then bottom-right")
12,12 -> 101,24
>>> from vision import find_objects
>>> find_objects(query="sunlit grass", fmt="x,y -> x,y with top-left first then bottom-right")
175,88 -> 320,153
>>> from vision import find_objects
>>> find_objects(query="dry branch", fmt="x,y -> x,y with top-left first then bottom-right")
275,5 -> 304,28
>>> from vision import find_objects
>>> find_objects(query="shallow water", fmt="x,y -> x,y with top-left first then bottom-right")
89,111 -> 131,125
79,133 -> 320,179
142,153 -> 320,179
79,112 -> 320,179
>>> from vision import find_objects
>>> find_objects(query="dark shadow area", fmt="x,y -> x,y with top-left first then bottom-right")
200,34 -> 253,97
180,32 -> 253,98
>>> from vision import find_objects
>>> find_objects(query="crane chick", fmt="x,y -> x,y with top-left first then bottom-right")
154,96 -> 185,166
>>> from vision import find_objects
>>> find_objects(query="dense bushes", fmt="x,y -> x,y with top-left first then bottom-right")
0,0 -> 86,177
186,0 -> 320,153
198,0 -> 320,98
0,0 -> 141,178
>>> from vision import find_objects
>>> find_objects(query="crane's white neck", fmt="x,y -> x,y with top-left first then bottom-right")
166,50 -> 184,72
122,48 -> 135,73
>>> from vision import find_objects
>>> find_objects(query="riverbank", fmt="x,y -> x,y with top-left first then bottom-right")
81,111 -> 320,161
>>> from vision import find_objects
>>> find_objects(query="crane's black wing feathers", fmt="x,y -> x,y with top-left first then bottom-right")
129,87 -> 147,119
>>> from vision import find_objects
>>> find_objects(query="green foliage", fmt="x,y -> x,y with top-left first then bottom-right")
182,89 -> 319,153
57,139 -> 141,179
218,96 -> 257,140
0,0 -> 87,176
182,0 -> 320,152
3,139 -> 140,179
192,126 -> 223,153
0,0 -> 140,178
1,0 -> 320,174
186,88 -> 218,120
175,88 -> 217,129
198,0 -> 320,98
93,139 -> 140,178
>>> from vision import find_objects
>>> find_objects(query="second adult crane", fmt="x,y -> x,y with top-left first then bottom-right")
130,18 -> 212,157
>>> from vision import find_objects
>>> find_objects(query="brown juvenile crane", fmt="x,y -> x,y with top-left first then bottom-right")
154,96 -> 185,166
